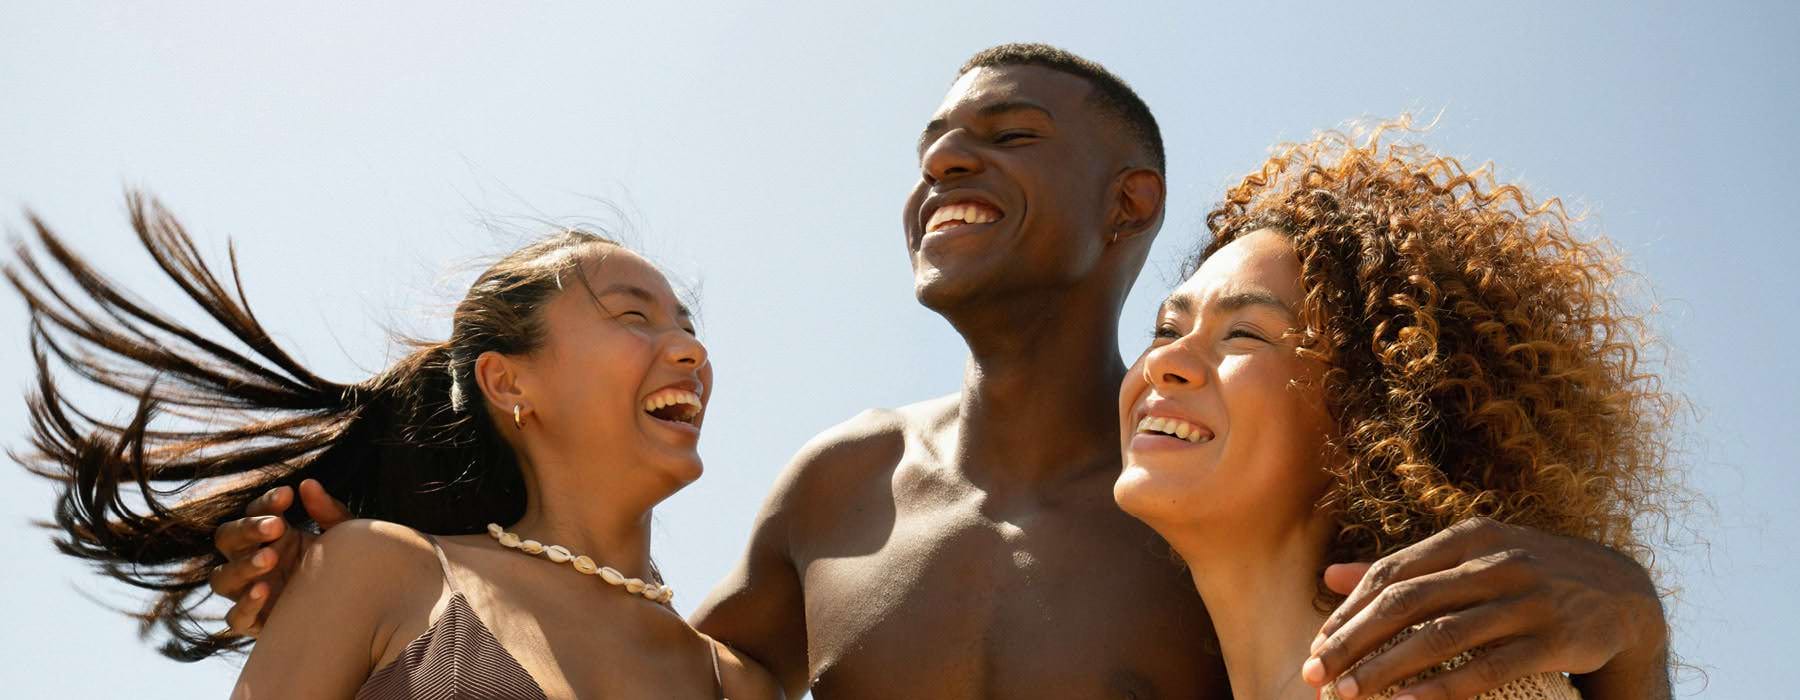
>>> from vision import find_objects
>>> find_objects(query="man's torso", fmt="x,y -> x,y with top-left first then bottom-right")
786,397 -> 1229,699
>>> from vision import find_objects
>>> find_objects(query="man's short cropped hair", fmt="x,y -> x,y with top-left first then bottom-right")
959,43 -> 1165,173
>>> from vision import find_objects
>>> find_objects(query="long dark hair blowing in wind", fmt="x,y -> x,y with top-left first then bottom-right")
8,192 -> 620,661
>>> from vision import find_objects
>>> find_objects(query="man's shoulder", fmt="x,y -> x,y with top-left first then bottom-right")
791,394 -> 954,469
766,394 -> 956,505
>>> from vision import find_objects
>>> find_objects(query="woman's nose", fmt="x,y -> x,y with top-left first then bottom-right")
1141,339 -> 1205,390
667,333 -> 708,368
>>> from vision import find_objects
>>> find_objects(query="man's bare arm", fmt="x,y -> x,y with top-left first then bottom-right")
691,409 -> 904,699
690,448 -> 815,698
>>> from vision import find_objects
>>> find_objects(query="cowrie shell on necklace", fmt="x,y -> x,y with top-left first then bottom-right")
485,523 -> 674,607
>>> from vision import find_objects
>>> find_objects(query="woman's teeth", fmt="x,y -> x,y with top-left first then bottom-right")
642,389 -> 702,424
1136,416 -> 1212,444
926,202 -> 1002,232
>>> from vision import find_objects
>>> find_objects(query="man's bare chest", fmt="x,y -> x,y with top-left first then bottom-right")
792,484 -> 1222,699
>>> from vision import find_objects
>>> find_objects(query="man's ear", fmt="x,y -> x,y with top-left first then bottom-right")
474,350 -> 529,414
1108,167 -> 1166,245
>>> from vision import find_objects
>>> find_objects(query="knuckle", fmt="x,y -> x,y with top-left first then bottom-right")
1469,655 -> 1511,688
1366,559 -> 1400,590
225,607 -> 251,633
1454,516 -> 1506,545
1315,636 -> 1349,667
1310,633 -> 1353,665
1377,581 -> 1421,618
212,522 -> 236,550
1418,617 -> 1464,657
1485,547 -> 1541,580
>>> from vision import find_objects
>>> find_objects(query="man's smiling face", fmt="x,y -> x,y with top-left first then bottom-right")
903,64 -> 1125,312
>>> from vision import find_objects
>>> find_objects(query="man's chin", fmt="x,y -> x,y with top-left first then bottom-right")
913,269 -> 982,312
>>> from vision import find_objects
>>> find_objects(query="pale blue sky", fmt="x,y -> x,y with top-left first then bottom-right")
2,2 -> 1793,697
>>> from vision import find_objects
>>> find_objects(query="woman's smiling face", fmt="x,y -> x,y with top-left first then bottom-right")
1114,228 -> 1337,534
506,247 -> 714,492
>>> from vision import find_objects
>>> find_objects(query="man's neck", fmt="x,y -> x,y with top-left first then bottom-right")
942,282 -> 1129,486
1169,515 -> 1334,700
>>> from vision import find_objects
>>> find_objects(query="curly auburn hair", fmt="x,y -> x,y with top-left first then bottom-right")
1192,120 -> 1678,573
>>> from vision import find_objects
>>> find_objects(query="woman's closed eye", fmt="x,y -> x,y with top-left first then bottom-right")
1225,327 -> 1268,342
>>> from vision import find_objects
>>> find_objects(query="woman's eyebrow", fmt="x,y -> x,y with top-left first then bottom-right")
1162,290 -> 1292,317
595,283 -> 655,303
595,284 -> 691,317
1212,291 -> 1292,316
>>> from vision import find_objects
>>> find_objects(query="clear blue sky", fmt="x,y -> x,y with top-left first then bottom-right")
2,2 -> 1792,696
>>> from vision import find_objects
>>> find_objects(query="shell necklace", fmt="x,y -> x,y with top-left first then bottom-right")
486,523 -> 674,605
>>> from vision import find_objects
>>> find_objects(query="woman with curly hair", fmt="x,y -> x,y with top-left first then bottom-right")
1114,123 -> 1677,700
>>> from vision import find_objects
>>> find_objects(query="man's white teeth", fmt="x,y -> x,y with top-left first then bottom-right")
1136,416 -> 1212,444
926,202 -> 1001,232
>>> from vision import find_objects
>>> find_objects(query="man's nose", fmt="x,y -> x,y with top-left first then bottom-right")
920,131 -> 983,185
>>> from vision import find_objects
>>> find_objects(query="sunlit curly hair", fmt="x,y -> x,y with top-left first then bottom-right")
1191,118 -> 1679,579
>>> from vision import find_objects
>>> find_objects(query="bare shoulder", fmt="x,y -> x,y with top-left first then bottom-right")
774,395 -> 953,502
290,519 -> 443,602
242,519 -> 446,693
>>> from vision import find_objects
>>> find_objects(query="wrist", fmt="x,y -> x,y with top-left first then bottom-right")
1576,590 -> 1670,699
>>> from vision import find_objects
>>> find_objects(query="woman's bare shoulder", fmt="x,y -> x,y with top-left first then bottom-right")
287,519 -> 446,610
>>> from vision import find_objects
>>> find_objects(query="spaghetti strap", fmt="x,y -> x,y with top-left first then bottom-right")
710,640 -> 726,699
418,533 -> 459,593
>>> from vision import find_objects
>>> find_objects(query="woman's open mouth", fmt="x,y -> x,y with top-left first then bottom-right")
1134,416 -> 1213,445
641,388 -> 702,428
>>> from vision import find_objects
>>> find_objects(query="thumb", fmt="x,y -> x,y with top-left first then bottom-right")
298,478 -> 353,529
1323,562 -> 1371,595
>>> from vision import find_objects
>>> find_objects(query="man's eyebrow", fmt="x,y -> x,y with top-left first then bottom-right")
917,118 -> 947,153
916,100 -> 1055,153
976,100 -> 1053,120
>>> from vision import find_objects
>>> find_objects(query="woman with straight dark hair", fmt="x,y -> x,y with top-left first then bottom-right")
11,193 -> 781,698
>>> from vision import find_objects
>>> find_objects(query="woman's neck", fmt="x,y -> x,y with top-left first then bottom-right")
1168,515 -> 1335,700
508,453 -> 660,583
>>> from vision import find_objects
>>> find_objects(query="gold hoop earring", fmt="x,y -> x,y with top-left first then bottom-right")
513,404 -> 524,430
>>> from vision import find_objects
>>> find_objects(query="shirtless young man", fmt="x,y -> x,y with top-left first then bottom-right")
209,45 -> 1672,699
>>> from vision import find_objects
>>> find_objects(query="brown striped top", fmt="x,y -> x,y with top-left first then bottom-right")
355,534 -> 724,699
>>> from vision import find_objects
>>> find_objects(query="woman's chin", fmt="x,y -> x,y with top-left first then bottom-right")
1112,462 -> 1193,529
651,455 -> 704,490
